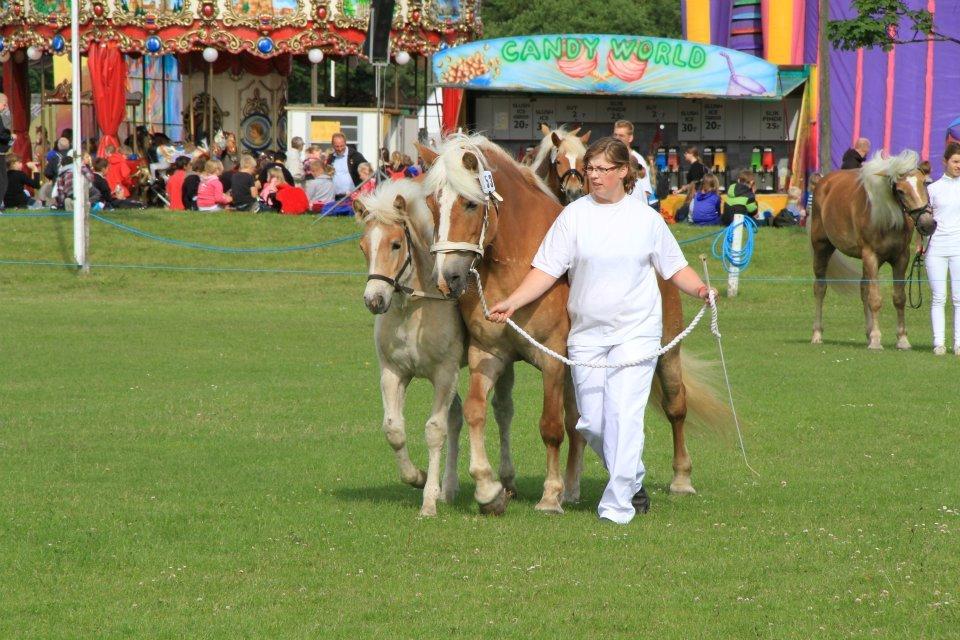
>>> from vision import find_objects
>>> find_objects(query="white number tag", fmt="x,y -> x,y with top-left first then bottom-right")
480,170 -> 497,195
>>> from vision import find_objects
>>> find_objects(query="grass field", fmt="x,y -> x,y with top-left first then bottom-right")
1,210 -> 958,638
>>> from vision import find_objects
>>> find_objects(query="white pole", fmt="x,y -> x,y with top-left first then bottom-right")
329,59 -> 335,98
727,213 -> 743,297
71,0 -> 88,272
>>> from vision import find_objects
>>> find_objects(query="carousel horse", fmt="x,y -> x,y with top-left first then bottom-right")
530,128 -> 726,503
529,124 -> 591,204
419,133 -> 730,515
811,150 -> 937,349
355,179 -> 516,516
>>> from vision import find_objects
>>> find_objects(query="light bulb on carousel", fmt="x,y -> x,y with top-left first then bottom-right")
202,46 -> 219,63
0,51 -> 9,64
308,48 -> 324,65
394,50 -> 411,65
27,45 -> 43,61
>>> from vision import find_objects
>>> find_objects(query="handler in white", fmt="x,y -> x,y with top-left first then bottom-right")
488,138 -> 715,524
927,141 -> 960,356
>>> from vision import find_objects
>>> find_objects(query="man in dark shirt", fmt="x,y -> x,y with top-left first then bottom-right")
841,138 -> 870,170
91,157 -> 117,208
4,157 -> 41,208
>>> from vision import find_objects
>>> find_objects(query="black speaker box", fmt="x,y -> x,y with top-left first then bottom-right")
364,0 -> 396,63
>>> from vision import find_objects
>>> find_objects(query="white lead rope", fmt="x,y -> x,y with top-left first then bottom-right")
470,267 -> 719,368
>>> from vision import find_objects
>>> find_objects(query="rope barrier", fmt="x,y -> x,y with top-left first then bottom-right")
89,212 -> 360,253
0,211 -> 73,218
470,267 -> 719,368
0,257 -> 367,277
678,227 -> 725,246
712,216 -> 757,272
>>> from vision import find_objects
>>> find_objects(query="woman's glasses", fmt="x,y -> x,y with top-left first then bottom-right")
584,165 -> 621,175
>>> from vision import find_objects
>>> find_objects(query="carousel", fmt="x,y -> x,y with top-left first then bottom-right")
0,0 -> 482,163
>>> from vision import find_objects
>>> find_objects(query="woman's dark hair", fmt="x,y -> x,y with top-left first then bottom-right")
944,142 -> 960,162
685,145 -> 700,160
583,137 -> 637,194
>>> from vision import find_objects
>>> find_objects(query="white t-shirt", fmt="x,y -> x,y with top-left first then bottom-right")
629,150 -> 654,204
532,194 -> 688,347
927,173 -> 960,257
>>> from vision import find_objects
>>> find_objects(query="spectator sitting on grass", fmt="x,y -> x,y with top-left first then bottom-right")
230,154 -> 260,213
690,173 -> 723,226
181,155 -> 208,211
196,159 -> 232,211
722,170 -> 759,226
4,156 -> 41,209
304,159 -> 335,212
165,156 -> 190,211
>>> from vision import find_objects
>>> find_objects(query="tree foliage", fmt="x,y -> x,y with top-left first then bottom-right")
825,0 -> 957,51
481,0 -> 682,39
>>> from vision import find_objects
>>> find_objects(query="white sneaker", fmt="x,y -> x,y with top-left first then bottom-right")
934,345 -> 947,356
954,345 -> 960,357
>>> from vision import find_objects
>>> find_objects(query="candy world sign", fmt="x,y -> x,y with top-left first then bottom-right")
433,35 -> 780,98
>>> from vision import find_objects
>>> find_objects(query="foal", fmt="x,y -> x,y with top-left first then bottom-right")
357,180 -> 515,515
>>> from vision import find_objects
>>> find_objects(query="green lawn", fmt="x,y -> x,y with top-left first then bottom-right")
1,211 -> 957,638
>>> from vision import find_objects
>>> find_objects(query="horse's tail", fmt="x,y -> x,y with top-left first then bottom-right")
649,350 -> 736,440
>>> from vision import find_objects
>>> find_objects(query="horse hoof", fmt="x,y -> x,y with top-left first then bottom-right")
419,504 -> 438,517
503,480 -> 519,499
563,489 -> 581,504
811,332 -> 823,345
478,488 -> 508,516
669,482 -> 697,495
534,499 -> 564,514
408,470 -> 427,489
896,338 -> 912,350
867,343 -> 884,351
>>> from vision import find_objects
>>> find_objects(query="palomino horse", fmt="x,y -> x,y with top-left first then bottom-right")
356,179 -> 516,515
419,133 -> 729,515
530,129 -> 721,503
529,124 -> 591,204
811,150 -> 937,350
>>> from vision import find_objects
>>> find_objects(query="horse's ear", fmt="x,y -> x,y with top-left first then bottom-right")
551,132 -> 562,147
462,152 -> 480,172
393,194 -> 407,212
874,170 -> 889,178
415,143 -> 438,168
353,198 -> 367,221
569,127 -> 581,136
580,130 -> 592,144
539,123 -> 551,136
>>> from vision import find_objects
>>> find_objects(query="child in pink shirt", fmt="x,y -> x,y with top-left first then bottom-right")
196,159 -> 232,211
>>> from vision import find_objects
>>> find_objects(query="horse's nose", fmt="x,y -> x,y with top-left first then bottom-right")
364,293 -> 388,314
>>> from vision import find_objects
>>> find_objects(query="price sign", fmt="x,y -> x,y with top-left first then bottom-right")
677,100 -> 700,141
531,97 -> 557,131
603,99 -> 630,123
759,104 -> 784,140
700,101 -> 725,140
556,98 -> 595,124
636,100 -> 678,123
508,99 -> 533,140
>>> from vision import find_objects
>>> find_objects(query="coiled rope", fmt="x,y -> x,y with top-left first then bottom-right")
712,216 -> 757,272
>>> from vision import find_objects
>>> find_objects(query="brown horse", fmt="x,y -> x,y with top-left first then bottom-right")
811,150 -> 937,349
418,133 -> 729,515
529,124 -> 591,204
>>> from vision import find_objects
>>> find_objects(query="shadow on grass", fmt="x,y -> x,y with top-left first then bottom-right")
786,337 -> 935,352
332,475 -> 612,514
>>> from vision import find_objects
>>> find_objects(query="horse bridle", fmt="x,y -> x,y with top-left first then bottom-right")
891,181 -> 933,232
555,162 -> 585,201
367,224 -> 450,300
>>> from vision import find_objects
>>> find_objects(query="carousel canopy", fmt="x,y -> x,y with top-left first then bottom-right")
0,0 -> 480,58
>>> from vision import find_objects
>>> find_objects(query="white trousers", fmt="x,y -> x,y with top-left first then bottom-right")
927,254 -> 960,348
568,335 -> 659,524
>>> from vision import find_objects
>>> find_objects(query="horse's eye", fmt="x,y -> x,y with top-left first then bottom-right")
391,241 -> 402,251
464,201 -> 478,211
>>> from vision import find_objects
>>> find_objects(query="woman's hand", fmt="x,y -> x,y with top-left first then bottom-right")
487,299 -> 517,324
696,285 -> 719,306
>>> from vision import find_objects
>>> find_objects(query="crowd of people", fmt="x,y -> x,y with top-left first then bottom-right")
1,106 -> 424,216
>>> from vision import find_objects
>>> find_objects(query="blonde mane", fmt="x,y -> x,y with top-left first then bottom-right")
530,125 -> 586,176
424,132 -> 558,204
357,179 -> 433,239
858,150 -> 919,230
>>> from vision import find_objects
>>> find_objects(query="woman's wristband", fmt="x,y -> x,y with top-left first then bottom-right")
696,285 -> 709,299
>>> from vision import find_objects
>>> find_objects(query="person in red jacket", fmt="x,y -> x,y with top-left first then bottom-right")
263,167 -> 308,214
105,145 -> 132,199
165,156 -> 190,210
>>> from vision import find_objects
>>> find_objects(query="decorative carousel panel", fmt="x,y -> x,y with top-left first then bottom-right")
222,0 -> 308,28
27,0 -> 72,26
0,0 -> 12,25
331,0 -> 371,29
108,0 -> 193,28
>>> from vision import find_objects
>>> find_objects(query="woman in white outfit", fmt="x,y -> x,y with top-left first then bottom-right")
488,138 -> 715,524
926,141 -> 960,356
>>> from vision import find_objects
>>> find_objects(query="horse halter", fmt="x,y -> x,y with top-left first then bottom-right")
368,224 -> 449,300
429,167 -> 502,259
554,162 -> 585,201
891,181 -> 936,236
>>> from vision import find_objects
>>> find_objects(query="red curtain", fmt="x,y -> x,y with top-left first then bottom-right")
88,41 -> 128,157
3,57 -> 32,162
441,88 -> 464,135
